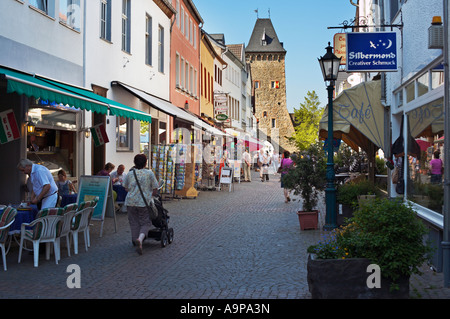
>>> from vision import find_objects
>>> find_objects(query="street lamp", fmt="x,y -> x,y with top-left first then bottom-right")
318,42 -> 341,231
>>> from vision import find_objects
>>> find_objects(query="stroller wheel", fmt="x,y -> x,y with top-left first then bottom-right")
167,228 -> 174,244
160,230 -> 168,248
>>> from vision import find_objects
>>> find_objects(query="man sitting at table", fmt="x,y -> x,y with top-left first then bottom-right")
17,159 -> 58,210
110,164 -> 126,186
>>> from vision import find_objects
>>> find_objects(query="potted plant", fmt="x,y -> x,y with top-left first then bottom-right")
282,142 -> 326,230
336,179 -> 381,226
307,198 -> 430,299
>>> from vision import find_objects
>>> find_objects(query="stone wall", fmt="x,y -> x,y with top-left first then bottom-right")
246,53 -> 296,153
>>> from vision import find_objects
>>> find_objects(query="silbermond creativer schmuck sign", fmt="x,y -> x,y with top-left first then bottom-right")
346,32 -> 397,72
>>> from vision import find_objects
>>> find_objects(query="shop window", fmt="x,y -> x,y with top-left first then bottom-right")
405,101 -> 444,214
100,0 -> 111,41
116,116 -> 132,150
59,0 -> 80,31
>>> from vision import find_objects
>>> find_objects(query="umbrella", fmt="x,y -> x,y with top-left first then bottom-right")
415,139 -> 431,151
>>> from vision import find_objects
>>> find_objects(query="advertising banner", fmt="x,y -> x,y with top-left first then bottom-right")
346,32 -> 397,72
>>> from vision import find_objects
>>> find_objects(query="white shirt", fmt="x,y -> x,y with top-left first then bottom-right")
110,171 -> 127,185
30,164 -> 58,197
242,151 -> 251,164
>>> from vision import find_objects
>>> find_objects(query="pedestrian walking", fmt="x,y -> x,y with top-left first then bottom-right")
123,154 -> 159,255
279,150 -> 294,203
242,148 -> 252,182
260,150 -> 271,182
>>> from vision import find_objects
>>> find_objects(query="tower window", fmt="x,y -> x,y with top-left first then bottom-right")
254,80 -> 260,89
272,119 -> 276,128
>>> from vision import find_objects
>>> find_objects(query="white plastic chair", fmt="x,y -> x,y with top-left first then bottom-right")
0,207 -> 17,271
70,206 -> 95,254
59,203 -> 78,257
18,214 -> 64,267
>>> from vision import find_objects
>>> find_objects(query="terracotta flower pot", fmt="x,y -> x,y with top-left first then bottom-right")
297,210 -> 318,230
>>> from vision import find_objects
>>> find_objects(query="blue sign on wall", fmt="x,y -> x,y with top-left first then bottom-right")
346,32 -> 397,72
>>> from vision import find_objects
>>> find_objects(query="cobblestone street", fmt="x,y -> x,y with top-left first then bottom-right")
0,171 -> 324,300
1,170 -> 449,302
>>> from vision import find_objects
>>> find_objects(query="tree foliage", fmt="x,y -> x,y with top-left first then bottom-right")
291,91 -> 324,151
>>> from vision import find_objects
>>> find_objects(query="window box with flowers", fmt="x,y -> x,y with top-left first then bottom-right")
306,198 -> 430,299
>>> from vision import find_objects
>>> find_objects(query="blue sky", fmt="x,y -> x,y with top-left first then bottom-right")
194,0 -> 357,113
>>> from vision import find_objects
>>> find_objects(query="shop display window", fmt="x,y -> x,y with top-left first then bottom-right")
405,100 -> 444,214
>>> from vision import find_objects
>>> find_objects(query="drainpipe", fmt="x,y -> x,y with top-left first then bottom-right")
442,0 -> 450,288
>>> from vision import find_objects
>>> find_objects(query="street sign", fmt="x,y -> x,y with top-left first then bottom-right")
346,32 -> 397,72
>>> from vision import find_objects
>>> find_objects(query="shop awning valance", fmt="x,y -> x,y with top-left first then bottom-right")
113,81 -> 224,136
0,66 -> 151,123
37,77 -> 151,123
1,66 -> 109,114
319,80 -> 387,153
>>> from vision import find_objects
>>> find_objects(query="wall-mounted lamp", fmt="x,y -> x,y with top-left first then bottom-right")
82,128 -> 91,138
26,121 -> 36,134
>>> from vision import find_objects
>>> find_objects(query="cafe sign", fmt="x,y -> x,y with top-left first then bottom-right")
346,32 -> 397,72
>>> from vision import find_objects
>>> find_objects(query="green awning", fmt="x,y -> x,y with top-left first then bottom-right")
0,66 -> 151,123
1,66 -> 109,114
37,76 -> 151,123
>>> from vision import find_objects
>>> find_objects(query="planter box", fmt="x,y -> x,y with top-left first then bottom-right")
307,255 -> 409,299
358,194 -> 376,206
338,204 -> 354,227
297,210 -> 318,230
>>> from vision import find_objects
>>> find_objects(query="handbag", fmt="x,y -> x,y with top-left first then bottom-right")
277,159 -> 284,174
132,169 -> 158,220
391,166 -> 399,184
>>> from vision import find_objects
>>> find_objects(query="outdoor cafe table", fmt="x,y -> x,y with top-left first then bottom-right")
5,204 -> 39,235
60,194 -> 78,207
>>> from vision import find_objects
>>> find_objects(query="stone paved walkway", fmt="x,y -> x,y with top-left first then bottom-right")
0,170 -> 449,301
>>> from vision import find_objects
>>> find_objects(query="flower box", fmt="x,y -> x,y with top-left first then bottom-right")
307,255 -> 410,299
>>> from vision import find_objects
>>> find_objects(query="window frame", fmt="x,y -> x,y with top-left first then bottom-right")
145,13 -> 152,66
116,116 -> 133,151
158,24 -> 164,73
121,0 -> 131,53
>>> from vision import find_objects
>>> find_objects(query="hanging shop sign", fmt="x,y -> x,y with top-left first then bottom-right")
333,33 -> 347,65
0,109 -> 20,144
216,113 -> 228,121
90,123 -> 109,147
346,32 -> 397,72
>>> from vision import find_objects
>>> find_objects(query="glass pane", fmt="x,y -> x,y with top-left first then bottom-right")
432,69 -> 444,89
116,117 -> 129,148
406,82 -> 415,103
406,106 -> 444,214
417,73 -> 429,97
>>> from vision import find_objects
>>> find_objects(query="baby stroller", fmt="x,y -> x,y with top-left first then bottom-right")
146,180 -> 174,247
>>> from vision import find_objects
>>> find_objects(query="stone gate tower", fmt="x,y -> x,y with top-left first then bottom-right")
246,18 -> 295,153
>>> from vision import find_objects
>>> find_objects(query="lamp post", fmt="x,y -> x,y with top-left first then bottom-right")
318,42 -> 341,231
